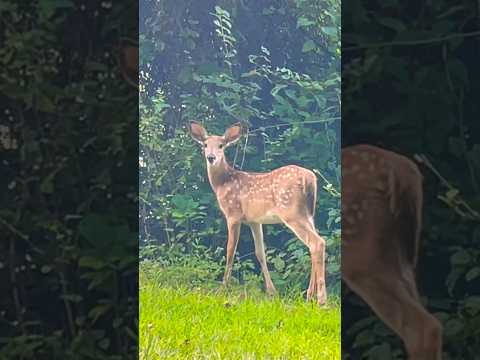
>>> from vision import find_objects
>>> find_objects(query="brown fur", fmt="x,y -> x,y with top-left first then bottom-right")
190,122 -> 327,304
342,144 -> 442,359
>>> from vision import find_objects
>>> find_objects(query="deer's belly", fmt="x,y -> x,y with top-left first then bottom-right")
245,211 -> 282,224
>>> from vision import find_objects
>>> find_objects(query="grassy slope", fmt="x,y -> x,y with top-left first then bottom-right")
140,265 -> 340,359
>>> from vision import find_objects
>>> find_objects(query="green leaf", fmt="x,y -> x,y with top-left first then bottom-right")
98,338 -> 110,350
346,317 -> 377,336
40,265 -> 53,274
38,0 -> 74,20
214,6 -> 229,16
446,189 -> 459,201
297,17 -> 315,28
88,304 -> 112,323
271,84 -> 287,97
321,26 -> 337,37
113,317 -> 123,329
450,250 -> 471,265
444,318 -> 464,337
363,343 -> 392,358
465,296 -> 480,310
272,257 -> 285,271
40,177 -> 54,194
79,256 -> 106,270
85,270 -> 112,290
466,267 -> 480,281
36,92 -> 56,113
302,40 -> 316,53
353,330 -> 376,347
61,294 -> 83,303
446,268 -> 462,295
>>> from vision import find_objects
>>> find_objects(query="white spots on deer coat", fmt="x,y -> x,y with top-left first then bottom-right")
207,163 -> 317,224
342,144 -> 423,247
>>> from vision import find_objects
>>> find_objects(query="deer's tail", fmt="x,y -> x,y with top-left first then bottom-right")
305,173 -> 317,218
388,162 -> 423,267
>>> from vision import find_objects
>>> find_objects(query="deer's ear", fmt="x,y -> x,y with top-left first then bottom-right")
190,121 -> 207,144
223,122 -> 243,147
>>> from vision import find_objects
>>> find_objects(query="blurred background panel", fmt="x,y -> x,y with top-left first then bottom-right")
342,1 -> 480,358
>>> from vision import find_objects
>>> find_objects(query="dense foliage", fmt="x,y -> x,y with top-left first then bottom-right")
343,1 -> 480,358
139,0 -> 341,296
0,2 -> 138,359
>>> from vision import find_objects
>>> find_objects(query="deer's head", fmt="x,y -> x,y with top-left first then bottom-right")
189,122 -> 243,167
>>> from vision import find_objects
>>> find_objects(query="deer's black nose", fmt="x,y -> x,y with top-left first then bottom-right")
207,155 -> 216,164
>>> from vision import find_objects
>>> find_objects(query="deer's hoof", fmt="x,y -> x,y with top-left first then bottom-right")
266,287 -> 277,297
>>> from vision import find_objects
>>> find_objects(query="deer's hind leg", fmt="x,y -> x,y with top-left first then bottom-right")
344,262 -> 442,360
281,216 -> 327,305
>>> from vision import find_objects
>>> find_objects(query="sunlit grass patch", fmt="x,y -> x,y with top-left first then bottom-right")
140,264 -> 340,359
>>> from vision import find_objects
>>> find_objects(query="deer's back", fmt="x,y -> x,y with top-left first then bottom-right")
215,165 -> 317,224
342,145 -> 423,267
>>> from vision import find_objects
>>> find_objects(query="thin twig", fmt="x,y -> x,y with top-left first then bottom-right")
0,217 -> 28,241
312,169 -> 341,197
344,30 -> 480,51
163,217 -> 170,246
238,251 -> 255,260
240,129 -> 249,170
0,217 -> 44,254
414,154 -> 451,188
233,141 -> 240,168
247,118 -> 340,134
313,168 -> 331,185
9,237 -> 24,334
59,270 -> 76,338
414,154 -> 480,220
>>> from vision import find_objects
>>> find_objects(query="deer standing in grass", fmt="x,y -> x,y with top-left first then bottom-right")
124,43 -> 441,357
342,144 -> 443,360
189,121 -> 327,305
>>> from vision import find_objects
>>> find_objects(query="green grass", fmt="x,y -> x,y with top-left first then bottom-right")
140,263 -> 340,359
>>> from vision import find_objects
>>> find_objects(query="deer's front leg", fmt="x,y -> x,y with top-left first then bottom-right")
223,221 -> 241,286
249,223 -> 276,296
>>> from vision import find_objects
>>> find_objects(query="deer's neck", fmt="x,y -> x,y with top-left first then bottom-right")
207,158 -> 236,193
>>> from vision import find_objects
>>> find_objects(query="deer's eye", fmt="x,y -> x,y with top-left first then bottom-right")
219,144 -> 224,149
204,143 -> 207,148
